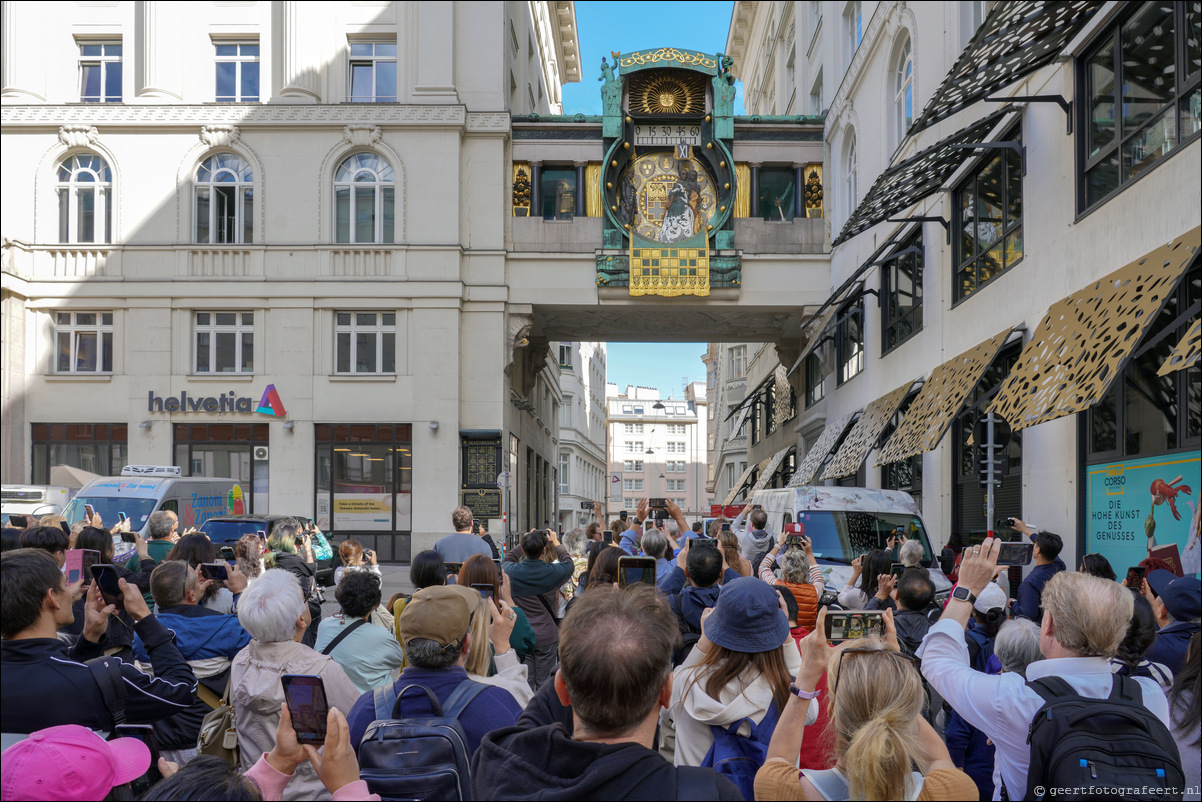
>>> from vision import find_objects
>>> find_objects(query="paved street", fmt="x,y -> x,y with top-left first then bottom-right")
319,563 -> 413,620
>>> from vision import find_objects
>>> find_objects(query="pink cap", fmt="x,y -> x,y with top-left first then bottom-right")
1,724 -> 151,801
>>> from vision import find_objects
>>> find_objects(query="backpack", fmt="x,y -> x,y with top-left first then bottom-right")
1023,675 -> 1185,802
668,595 -> 702,668
357,680 -> 488,801
700,700 -> 780,800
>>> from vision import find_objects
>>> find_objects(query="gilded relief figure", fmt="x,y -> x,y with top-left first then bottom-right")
659,159 -> 700,244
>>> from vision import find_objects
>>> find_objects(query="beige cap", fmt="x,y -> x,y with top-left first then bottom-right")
396,584 -> 477,646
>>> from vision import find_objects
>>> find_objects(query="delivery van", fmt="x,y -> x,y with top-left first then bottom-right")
63,466 -> 246,560
2,485 -> 74,522
748,485 -> 951,603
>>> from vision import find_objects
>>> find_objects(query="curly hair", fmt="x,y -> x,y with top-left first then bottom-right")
334,569 -> 382,619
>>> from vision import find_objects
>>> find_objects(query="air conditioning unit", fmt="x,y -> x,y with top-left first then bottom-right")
121,465 -> 182,477
253,446 -> 269,461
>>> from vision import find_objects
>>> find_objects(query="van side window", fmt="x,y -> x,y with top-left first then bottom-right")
159,500 -> 178,513
783,512 -> 792,526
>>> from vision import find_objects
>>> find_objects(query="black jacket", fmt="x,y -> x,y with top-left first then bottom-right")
1,615 -> 197,734
515,674 -> 574,734
471,723 -> 743,801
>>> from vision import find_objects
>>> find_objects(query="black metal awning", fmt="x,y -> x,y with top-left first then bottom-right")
907,1 -> 1102,138
833,109 -> 1011,246
723,371 -> 774,422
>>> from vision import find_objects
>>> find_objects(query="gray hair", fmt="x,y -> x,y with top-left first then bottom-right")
900,539 -> 924,568
147,511 -> 176,540
994,618 -> 1043,677
564,528 -> 588,558
780,547 -> 811,584
237,568 -> 305,643
406,637 -> 461,669
641,529 -> 668,561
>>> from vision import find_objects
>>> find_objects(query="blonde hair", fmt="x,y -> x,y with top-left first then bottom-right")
1041,570 -> 1132,658
464,594 -> 491,677
826,638 -> 928,801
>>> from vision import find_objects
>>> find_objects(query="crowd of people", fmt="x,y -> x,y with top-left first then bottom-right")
1,500 -> 1198,801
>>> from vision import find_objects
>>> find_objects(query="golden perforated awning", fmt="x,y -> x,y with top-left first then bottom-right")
987,227 -> 1200,430
875,328 -> 1016,465
789,412 -> 858,487
751,446 -> 792,493
821,382 -> 914,480
1159,320 -> 1200,377
721,461 -> 759,506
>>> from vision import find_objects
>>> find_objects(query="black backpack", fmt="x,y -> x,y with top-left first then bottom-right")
358,681 -> 487,801
1023,675 -> 1184,801
668,594 -> 703,667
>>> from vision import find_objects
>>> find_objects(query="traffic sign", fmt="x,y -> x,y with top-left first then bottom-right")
973,412 -> 1011,450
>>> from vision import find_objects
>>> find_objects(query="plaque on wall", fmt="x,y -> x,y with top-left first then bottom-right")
462,435 -> 502,489
461,489 -> 502,519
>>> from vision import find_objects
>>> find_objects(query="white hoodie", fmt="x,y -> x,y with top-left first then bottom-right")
665,637 -> 814,767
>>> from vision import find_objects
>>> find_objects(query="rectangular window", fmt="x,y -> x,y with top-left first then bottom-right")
558,344 -> 573,369
728,345 -> 748,379
624,440 -> 644,453
666,424 -> 686,435
541,167 -> 577,220
623,423 -> 644,434
844,1 -> 862,65
349,41 -> 397,102
1078,2 -> 1201,212
810,68 -> 824,115
560,398 -> 572,428
667,460 -> 686,473
559,453 -> 569,494
666,479 -> 687,492
54,311 -> 113,373
805,353 -> 825,408
666,442 -> 686,454
315,424 -> 413,558
623,478 -> 644,492
955,126 -> 1023,301
79,41 -> 122,103
215,41 -> 260,102
881,230 -> 924,353
31,424 -> 128,485
622,459 -> 645,472
335,311 -> 396,374
194,311 -> 254,374
759,166 -> 797,221
623,497 -> 639,510
836,300 -> 864,385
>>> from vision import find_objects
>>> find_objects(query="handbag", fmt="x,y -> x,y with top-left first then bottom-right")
197,677 -> 239,765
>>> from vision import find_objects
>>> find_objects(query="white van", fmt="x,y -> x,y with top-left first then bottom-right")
63,466 -> 246,559
1,485 -> 74,521
748,486 -> 952,603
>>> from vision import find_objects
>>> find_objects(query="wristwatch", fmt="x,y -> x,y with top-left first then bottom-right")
951,585 -> 977,605
789,683 -> 820,700
632,519 -> 642,526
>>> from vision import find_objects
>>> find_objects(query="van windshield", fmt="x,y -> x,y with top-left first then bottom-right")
797,510 -> 931,564
200,519 -> 269,543
64,497 -> 159,530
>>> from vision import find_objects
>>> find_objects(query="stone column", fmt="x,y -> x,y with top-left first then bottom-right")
749,163 -> 761,219
1,2 -> 45,100
413,0 -> 457,102
530,162 -> 543,219
272,0 -> 320,102
794,164 -> 805,220
574,163 -> 587,218
135,1 -> 183,100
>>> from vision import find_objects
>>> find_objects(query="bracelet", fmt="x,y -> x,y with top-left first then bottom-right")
789,683 -> 820,700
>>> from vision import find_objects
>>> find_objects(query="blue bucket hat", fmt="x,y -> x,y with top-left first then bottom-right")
705,576 -> 790,653
1159,574 -> 1201,623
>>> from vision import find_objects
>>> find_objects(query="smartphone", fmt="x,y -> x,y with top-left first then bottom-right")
751,504 -> 763,511
891,562 -> 907,579
618,556 -> 658,589
445,562 -> 463,576
1126,565 -> 1147,587
996,542 -> 1035,566
996,517 -> 1015,530
8,514 -> 28,528
649,498 -> 667,509
200,562 -> 229,581
619,510 -> 628,522
218,545 -> 237,561
256,529 -> 266,540
693,537 -> 718,550
118,511 -> 128,524
90,564 -> 124,608
65,549 -> 102,585
120,529 -> 138,543
784,535 -> 806,549
720,522 -> 732,532
471,583 -> 494,602
84,504 -> 95,520
111,724 -> 163,795
602,529 -> 614,544
280,674 -> 329,744
492,558 -> 503,574
824,610 -> 887,642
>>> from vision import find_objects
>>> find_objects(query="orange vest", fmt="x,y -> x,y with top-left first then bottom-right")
782,580 -> 820,632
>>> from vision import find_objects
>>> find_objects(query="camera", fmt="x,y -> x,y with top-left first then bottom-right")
995,517 -> 1015,530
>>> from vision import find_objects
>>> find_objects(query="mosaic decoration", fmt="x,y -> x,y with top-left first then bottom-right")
834,109 -> 1010,245
875,328 -> 1015,465
1159,319 -> 1201,377
821,382 -> 912,480
772,365 -> 794,430
628,71 -> 706,116
908,1 -> 1100,137
619,48 -> 718,70
625,151 -> 715,297
752,446 -> 793,492
987,228 -> 1200,429
789,412 -> 857,487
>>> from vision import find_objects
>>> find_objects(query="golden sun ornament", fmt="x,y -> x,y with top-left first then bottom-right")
631,72 -> 703,116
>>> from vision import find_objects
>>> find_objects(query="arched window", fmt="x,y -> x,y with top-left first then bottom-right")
894,36 -> 914,145
195,153 -> 254,244
57,153 -> 111,244
334,153 -> 395,244
844,133 -> 858,222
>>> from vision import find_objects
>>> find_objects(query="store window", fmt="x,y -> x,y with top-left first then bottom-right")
836,299 -> 864,385
174,424 -> 267,512
881,230 -> 924,353
954,125 -> 1023,301
315,424 -> 412,560
54,311 -> 113,374
1078,2 -> 1201,212
758,166 -> 796,221
541,166 -> 576,220
31,424 -> 127,484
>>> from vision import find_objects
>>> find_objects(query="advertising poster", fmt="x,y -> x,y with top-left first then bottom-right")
1086,454 -> 1200,578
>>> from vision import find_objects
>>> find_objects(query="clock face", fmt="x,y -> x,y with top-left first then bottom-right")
623,152 -> 717,242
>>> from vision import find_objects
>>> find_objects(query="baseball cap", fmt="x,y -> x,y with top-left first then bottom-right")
1158,574 -> 1201,623
1145,569 -> 1177,600
397,584 -> 474,647
974,582 -> 1008,614
705,576 -> 791,653
0,724 -> 150,801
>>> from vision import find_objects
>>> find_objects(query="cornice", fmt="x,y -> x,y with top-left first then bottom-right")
1,104 -> 471,127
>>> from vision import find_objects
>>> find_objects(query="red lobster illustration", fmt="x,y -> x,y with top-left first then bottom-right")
1151,476 -> 1193,521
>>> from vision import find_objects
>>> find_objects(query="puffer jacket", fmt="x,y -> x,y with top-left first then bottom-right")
781,580 -> 821,632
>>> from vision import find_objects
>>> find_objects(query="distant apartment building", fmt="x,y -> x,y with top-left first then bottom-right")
555,341 -> 607,530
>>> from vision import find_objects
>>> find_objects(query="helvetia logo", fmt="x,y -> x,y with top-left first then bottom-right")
256,384 -> 287,417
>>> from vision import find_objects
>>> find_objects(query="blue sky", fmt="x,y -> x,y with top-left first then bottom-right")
564,2 -> 739,397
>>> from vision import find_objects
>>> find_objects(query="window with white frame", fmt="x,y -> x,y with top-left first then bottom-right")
349,41 -> 397,102
335,312 -> 396,374
195,154 -> 254,244
621,405 -> 633,413
54,311 -> 113,373
844,132 -> 858,223
728,345 -> 748,379
194,312 -> 253,374
57,154 -> 111,244
666,442 -> 686,454
666,479 -> 687,492
79,41 -> 122,102
673,497 -> 687,508
810,68 -> 824,114
624,440 -> 644,453
558,344 -> 573,369
666,424 -> 686,435
623,497 -> 638,509
561,397 -> 573,428
893,35 -> 913,146
215,42 -> 260,102
559,453 -> 569,494
844,1 -> 862,65
666,460 -> 686,473
623,423 -> 644,434
622,460 -> 645,472
623,478 -> 644,492
334,153 -> 395,244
